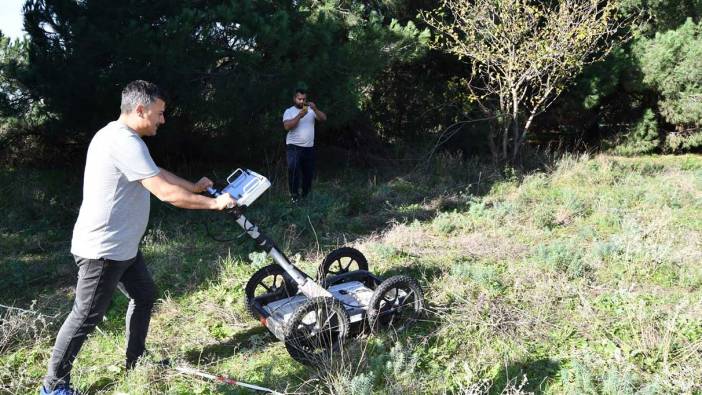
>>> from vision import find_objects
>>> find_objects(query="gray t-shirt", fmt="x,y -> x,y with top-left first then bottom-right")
71,121 -> 160,260
283,106 -> 317,147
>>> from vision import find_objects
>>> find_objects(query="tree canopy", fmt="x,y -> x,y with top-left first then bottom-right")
4,0 -> 428,164
0,0 -> 700,166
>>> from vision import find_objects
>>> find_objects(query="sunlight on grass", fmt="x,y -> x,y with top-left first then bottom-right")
1,154 -> 701,393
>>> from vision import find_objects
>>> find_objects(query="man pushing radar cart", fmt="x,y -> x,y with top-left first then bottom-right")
207,168 -> 425,364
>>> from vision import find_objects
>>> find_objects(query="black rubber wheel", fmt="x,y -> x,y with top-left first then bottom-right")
318,247 -> 369,281
244,264 -> 298,320
283,296 -> 350,365
367,275 -> 424,333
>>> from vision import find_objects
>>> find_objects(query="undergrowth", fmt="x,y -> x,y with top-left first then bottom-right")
1,153 -> 701,394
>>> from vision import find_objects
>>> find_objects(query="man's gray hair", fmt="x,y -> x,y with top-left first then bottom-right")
120,80 -> 166,114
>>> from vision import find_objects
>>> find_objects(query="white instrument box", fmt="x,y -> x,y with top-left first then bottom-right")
221,168 -> 271,207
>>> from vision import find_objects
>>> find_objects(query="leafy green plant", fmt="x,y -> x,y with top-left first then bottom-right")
613,109 -> 660,156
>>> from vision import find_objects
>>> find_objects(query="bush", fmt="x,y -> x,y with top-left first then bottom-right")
613,109 -> 660,155
665,128 -> 702,152
535,239 -> 589,279
0,304 -> 51,354
635,18 -> 702,152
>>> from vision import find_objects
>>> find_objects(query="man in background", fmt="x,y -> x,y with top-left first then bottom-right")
41,80 -> 235,395
282,88 -> 327,202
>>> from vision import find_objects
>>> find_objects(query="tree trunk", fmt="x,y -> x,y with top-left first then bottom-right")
513,110 -> 538,162
511,91 -> 520,164
488,126 -> 499,165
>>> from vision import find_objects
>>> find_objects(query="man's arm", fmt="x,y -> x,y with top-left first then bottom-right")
308,102 -> 327,122
158,167 -> 212,193
283,109 -> 308,130
141,172 -> 234,210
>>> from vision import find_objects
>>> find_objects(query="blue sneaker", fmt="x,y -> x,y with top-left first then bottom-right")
40,385 -> 79,395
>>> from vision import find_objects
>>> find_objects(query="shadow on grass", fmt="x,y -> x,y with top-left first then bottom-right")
377,262 -> 445,284
183,325 -> 274,365
82,377 -> 115,395
490,358 -> 561,394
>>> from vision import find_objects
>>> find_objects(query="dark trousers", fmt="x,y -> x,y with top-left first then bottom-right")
44,252 -> 156,390
286,144 -> 315,198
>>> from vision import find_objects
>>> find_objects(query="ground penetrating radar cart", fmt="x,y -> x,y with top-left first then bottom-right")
208,169 -> 425,365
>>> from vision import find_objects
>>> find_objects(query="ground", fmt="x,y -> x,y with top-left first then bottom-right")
1,153 -> 700,394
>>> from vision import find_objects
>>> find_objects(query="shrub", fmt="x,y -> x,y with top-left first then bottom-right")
535,239 -> 589,279
613,109 -> 660,156
635,18 -> 702,152
0,304 -> 51,354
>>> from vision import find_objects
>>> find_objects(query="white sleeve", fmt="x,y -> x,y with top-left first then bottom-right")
283,108 -> 296,122
111,134 -> 160,182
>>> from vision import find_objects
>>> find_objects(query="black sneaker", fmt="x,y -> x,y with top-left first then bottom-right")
126,351 -> 171,370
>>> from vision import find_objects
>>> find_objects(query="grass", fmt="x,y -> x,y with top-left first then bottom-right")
1,152 -> 701,394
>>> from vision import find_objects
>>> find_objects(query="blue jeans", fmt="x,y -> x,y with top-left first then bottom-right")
286,144 -> 315,198
44,252 -> 156,390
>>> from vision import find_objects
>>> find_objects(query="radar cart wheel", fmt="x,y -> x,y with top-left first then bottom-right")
244,264 -> 298,320
284,296 -> 350,365
318,247 -> 368,281
367,275 -> 424,332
